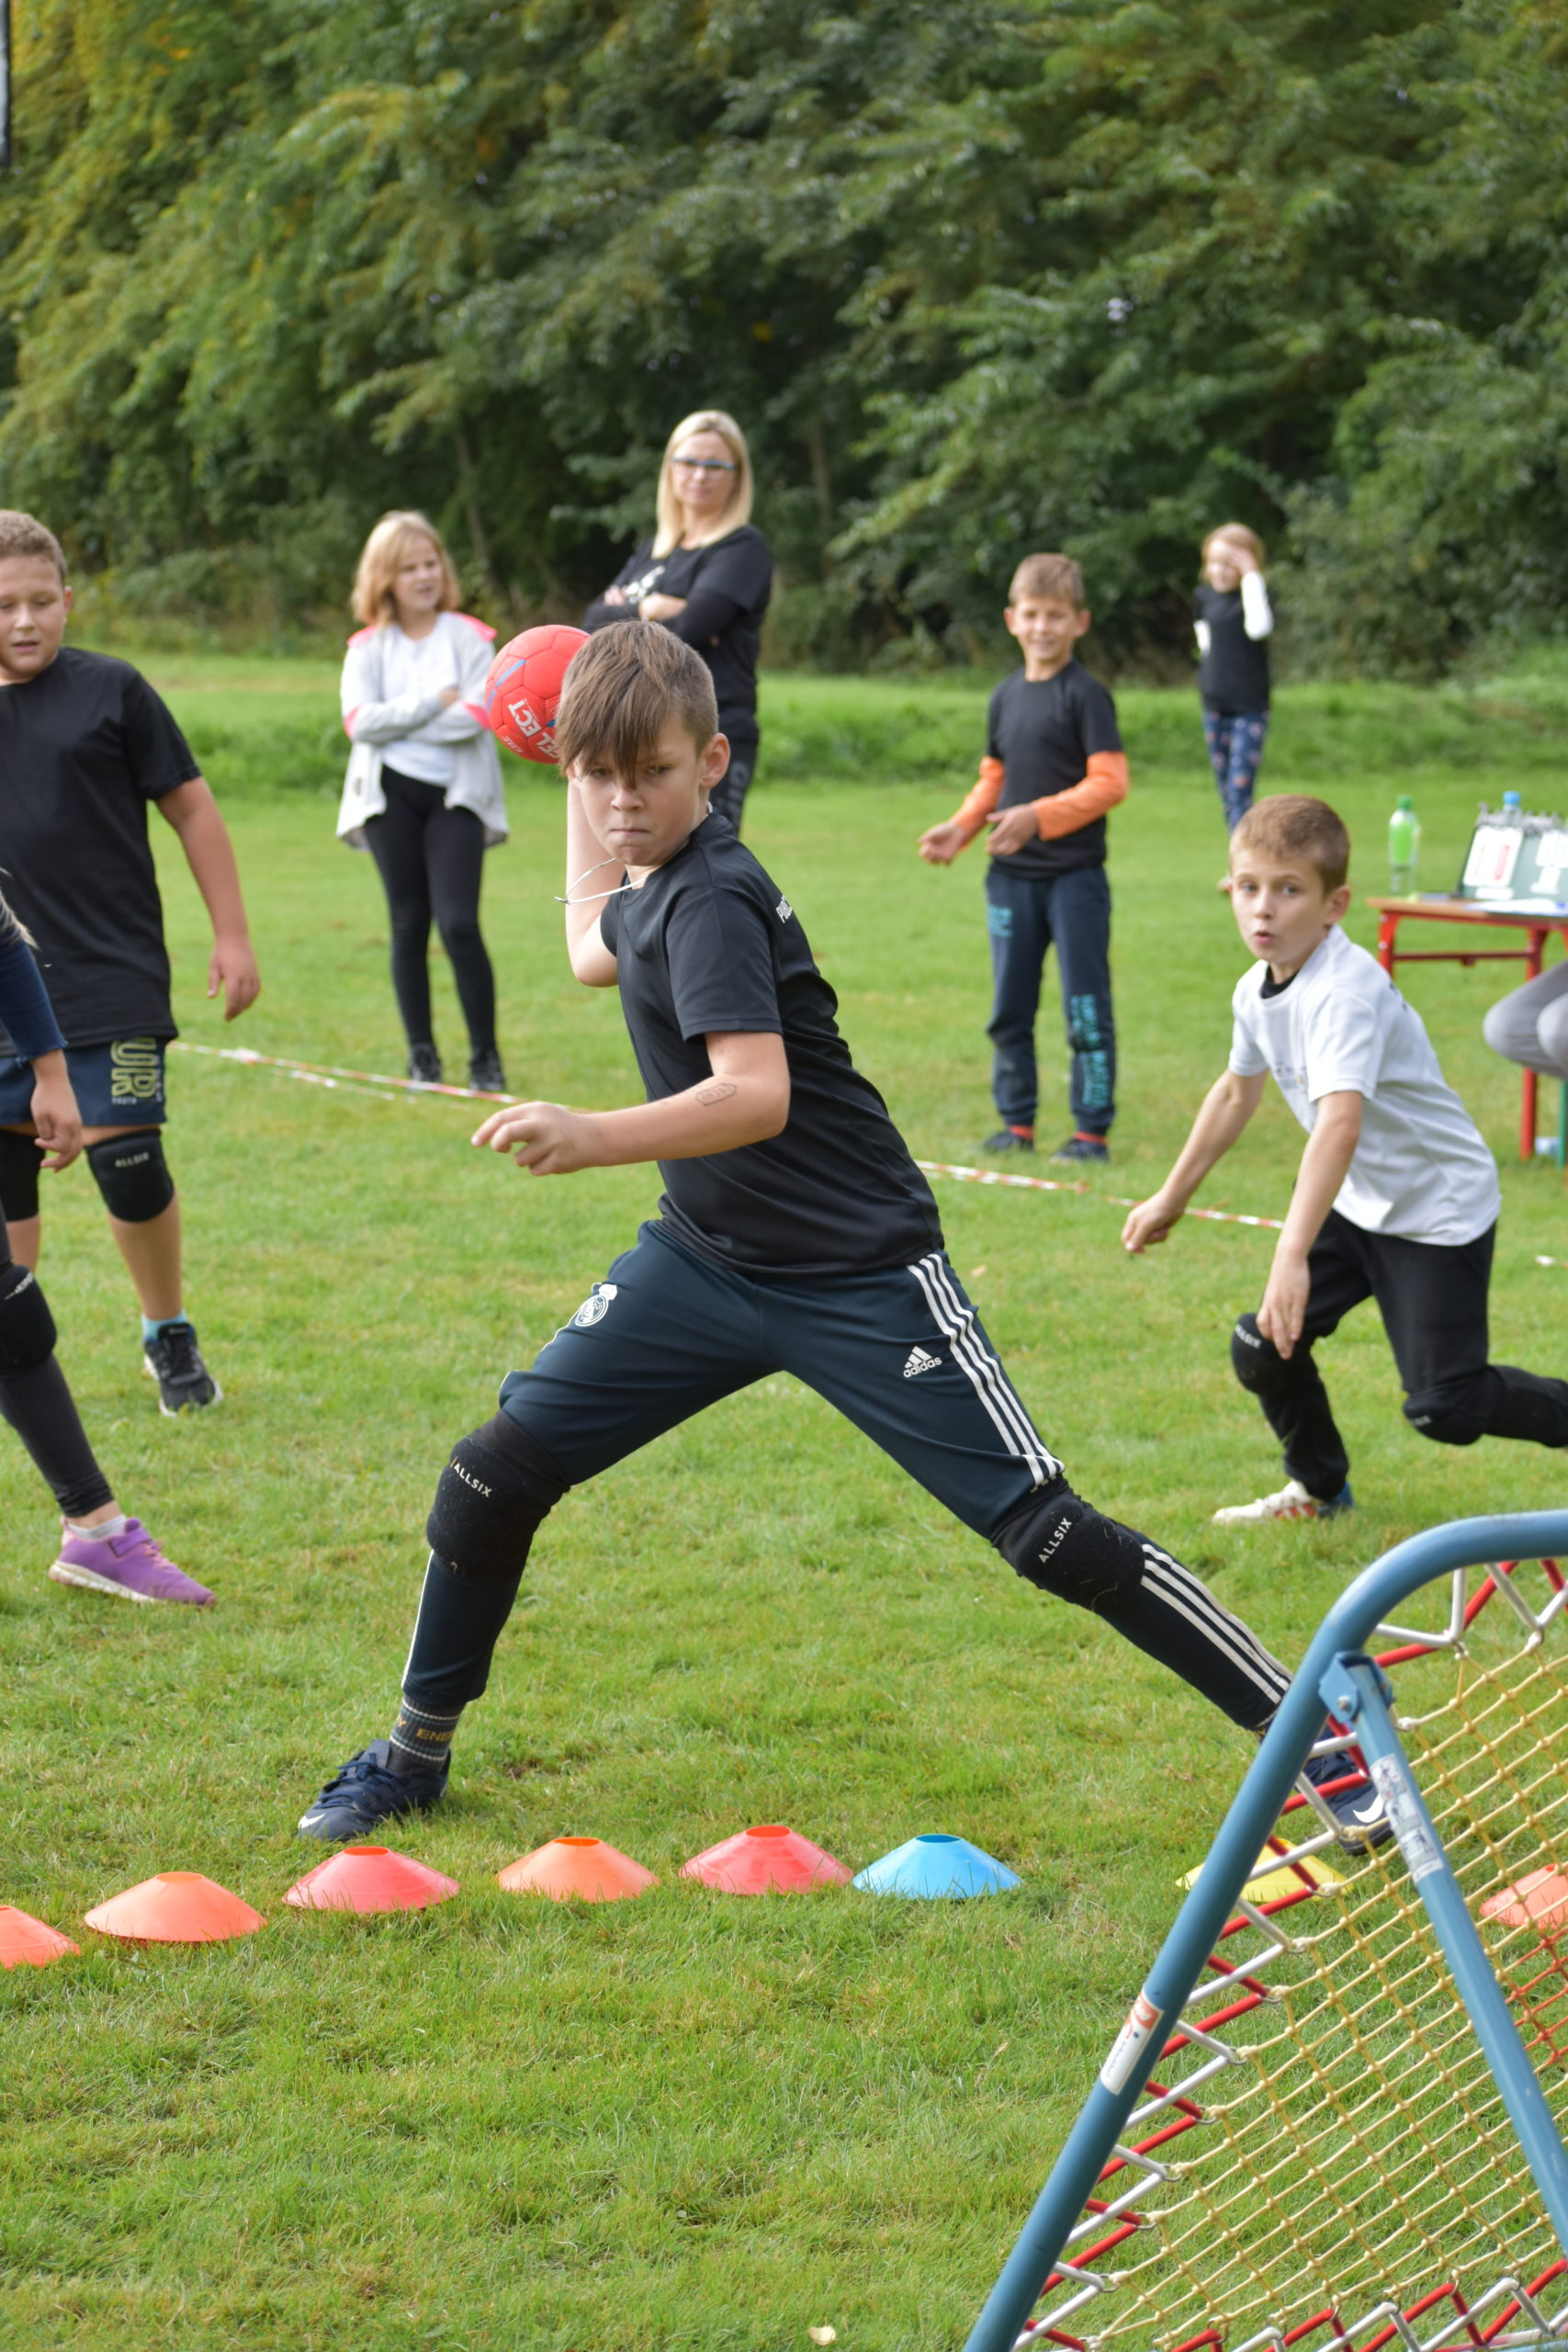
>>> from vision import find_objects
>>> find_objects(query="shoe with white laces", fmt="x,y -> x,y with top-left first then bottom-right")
49,1517 -> 214,1606
1213,1476 -> 1354,1526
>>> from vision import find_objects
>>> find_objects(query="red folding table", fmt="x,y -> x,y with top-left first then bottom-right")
1368,895 -> 1568,1164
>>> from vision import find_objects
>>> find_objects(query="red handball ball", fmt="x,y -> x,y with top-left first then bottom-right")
482,624 -> 590,763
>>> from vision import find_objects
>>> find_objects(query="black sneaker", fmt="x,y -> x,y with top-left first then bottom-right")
1050,1133 -> 1110,1164
296,1739 -> 450,1842
1299,1740 -> 1392,1852
468,1046 -> 508,1094
141,1320 -> 221,1415
408,1043 -> 443,1085
982,1127 -> 1035,1155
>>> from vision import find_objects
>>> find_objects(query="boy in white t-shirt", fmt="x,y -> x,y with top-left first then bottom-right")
1122,795 -> 1568,1521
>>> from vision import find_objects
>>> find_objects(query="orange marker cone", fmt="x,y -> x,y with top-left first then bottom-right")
0,1904 -> 80,1969
1483,1867 -> 1568,1934
85,1871 -> 265,1945
679,1824 -> 852,1894
497,1835 -> 656,1903
284,1845 -> 458,1915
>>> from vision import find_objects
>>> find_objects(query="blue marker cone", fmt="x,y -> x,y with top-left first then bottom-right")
852,1833 -> 1021,1899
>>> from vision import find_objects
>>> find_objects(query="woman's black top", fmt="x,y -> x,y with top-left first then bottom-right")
582,525 -> 773,756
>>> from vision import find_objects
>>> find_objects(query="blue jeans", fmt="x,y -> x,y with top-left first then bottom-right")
1202,706 -> 1269,831
984,863 -> 1115,1134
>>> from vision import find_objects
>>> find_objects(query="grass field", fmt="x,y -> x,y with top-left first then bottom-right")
4,656 -> 1568,2350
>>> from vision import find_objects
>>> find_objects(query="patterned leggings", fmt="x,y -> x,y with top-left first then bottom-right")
1202,707 -> 1269,831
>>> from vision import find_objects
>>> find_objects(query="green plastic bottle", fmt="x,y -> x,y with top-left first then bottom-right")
1388,796 -> 1420,894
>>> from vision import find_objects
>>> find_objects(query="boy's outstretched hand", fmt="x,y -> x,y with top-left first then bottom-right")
1122,1193 -> 1183,1253
473,1100 -> 596,1177
917,819 -> 968,865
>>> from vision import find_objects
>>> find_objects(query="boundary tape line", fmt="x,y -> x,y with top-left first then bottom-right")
172,1040 -> 1287,1234
178,1042 -> 1565,1261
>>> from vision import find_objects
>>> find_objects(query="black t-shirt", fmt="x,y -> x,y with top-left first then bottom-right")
1194,582 -> 1271,715
0,648 -> 200,1047
598,815 -> 942,1276
582,526 -> 773,753
984,662 -> 1123,880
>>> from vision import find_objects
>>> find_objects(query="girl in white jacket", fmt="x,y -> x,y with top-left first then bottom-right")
338,512 -> 508,1090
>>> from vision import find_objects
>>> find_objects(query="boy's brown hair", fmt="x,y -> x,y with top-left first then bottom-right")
555,619 -> 719,775
1009,552 -> 1084,609
0,510 -> 67,581
1231,794 -> 1350,892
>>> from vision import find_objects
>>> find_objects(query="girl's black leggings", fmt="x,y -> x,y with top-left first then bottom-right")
0,1209 -> 114,1521
365,765 -> 497,1055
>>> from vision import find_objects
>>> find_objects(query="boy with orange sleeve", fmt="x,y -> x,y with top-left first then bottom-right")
919,553 -> 1127,1163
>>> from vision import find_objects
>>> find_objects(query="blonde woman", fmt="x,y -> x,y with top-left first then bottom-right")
582,410 -> 773,832
338,512 -> 508,1089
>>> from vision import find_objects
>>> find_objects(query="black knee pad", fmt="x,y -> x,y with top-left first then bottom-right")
0,1258 -> 57,1374
426,1410 -> 570,1581
1231,1312 -> 1283,1393
1403,1382 -> 1487,1449
86,1131 -> 175,1224
994,1483 -> 1148,1618
0,1127 -> 41,1225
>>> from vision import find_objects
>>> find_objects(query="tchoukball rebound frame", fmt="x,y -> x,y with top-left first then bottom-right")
964,1510 -> 1568,2352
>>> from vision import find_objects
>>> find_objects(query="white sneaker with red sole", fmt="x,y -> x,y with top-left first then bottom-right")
1213,1476 -> 1354,1526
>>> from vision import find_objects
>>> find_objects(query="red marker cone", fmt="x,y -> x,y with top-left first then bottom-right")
0,1904 -> 80,1969
284,1846 -> 458,1915
497,1836 -> 656,1903
85,1871 -> 265,1945
1483,1867 -> 1568,1934
679,1824 -> 852,1894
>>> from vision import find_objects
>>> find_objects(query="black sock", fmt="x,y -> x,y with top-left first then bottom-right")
388,1697 -> 464,1774
0,1356 -> 115,1521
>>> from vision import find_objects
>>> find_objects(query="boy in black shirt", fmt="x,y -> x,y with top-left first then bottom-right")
298,623 -> 1303,1845
0,511 -> 260,1413
919,553 -> 1126,1164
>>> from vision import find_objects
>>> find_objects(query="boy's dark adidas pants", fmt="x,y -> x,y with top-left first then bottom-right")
985,864 -> 1115,1135
400,1221 -> 1289,1738
1232,1209 -> 1568,1499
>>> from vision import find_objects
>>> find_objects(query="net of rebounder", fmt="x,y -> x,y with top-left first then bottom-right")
980,1528 -> 1568,2352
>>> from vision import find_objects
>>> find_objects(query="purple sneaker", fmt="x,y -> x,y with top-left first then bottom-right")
49,1518 -> 214,1608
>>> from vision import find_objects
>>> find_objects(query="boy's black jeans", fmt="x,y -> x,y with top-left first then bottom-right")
984,862 -> 1115,1134
1232,1209 -> 1568,1498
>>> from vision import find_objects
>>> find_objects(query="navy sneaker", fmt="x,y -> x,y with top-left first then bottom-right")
296,1739 -> 449,1842
982,1126 -> 1035,1155
1299,1741 -> 1392,1852
1050,1133 -> 1110,1164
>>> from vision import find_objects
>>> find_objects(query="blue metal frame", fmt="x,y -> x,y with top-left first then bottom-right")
964,1510 -> 1568,2352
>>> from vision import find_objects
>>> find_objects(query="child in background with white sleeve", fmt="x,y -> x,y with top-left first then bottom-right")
337,511 -> 508,1091
1194,525 -> 1273,834
1122,795 -> 1568,1523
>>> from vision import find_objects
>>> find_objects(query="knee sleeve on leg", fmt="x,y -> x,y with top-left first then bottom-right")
1231,1312 -> 1283,1394
1403,1379 -> 1488,1448
0,1127 -> 41,1225
0,1259 -> 57,1374
86,1131 -> 174,1224
994,1483 -> 1147,1617
425,1409 -> 570,1581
